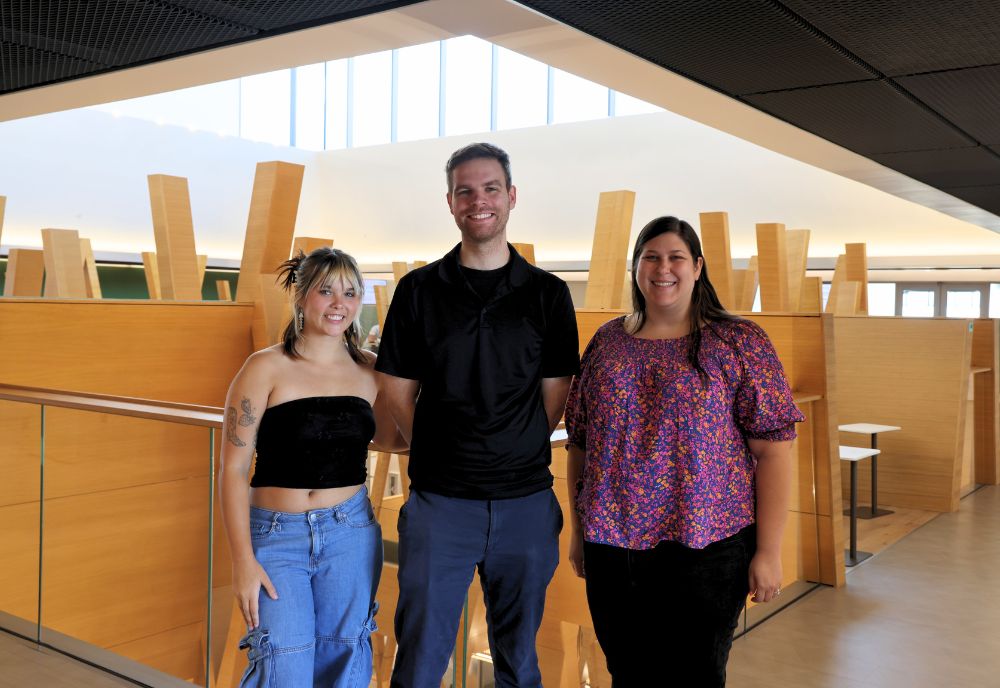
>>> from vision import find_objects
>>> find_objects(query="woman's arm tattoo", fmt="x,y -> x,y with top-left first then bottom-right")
226,406 -> 246,447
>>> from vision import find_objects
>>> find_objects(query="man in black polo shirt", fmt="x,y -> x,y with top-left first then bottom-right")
376,142 -> 580,687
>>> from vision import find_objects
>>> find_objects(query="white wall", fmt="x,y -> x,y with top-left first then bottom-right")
3,107 -> 1000,266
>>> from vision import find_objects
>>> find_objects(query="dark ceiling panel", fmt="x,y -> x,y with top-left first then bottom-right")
745,80 -> 975,155
171,0 -> 416,32
943,185 -> 1000,216
0,38 -> 102,91
780,0 -> 1000,76
899,66 -> 1000,146
871,147 -> 1000,189
518,0 -> 874,95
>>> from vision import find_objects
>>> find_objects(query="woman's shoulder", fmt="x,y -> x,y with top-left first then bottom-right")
594,315 -> 627,339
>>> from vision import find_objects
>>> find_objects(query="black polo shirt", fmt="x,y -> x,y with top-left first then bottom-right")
375,243 -> 580,499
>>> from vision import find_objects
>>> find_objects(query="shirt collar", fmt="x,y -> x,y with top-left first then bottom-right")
439,242 -> 531,290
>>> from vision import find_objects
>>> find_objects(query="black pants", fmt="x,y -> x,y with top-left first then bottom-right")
583,526 -> 755,688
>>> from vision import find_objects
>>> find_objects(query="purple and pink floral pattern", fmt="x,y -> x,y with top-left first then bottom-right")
565,317 -> 804,550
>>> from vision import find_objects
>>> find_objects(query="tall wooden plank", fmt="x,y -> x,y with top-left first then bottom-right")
147,174 -> 202,300
236,162 -> 305,302
699,212 -> 735,310
511,242 -> 536,266
844,243 -> 868,314
374,285 -> 390,331
830,281 -> 860,316
972,319 -> 1000,485
216,280 -> 233,302
197,255 -> 207,290
391,262 -> 409,284
252,274 -> 291,350
41,228 -> 87,298
292,236 -> 332,257
733,256 -> 760,311
3,248 -> 45,297
785,229 -> 810,311
825,255 -> 847,313
80,238 -> 102,298
583,190 -> 635,310
801,276 -> 823,312
142,252 -> 161,300
755,223 -> 789,312
412,261 -> 427,269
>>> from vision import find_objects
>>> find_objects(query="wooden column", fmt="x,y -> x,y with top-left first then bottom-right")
801,275 -> 823,312
845,243 -> 869,314
374,285 -> 390,330
584,190 -> 635,310
142,252 -> 161,300
80,238 -> 102,298
511,242 -> 536,266
3,248 -> 45,297
236,161 -> 305,303
216,280 -> 233,302
147,174 -> 202,300
391,262 -> 409,284
786,229 -> 810,311
756,223 -> 789,312
41,228 -> 87,298
699,212 -> 735,310
197,255 -> 207,291
292,236 -> 332,256
732,256 -> 759,311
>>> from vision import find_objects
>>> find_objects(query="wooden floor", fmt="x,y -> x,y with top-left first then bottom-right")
2,486 -> 997,687
729,485 -> 1000,688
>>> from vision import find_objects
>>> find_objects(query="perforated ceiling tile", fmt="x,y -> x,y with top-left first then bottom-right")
518,0 -> 874,95
0,38 -> 102,91
745,80 -> 974,155
871,147 -> 1000,189
899,66 -> 1000,146
943,184 -> 1000,215
781,0 -> 1000,76
173,0 -> 418,32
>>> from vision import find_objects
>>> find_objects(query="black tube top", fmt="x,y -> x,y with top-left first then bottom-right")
250,396 -> 375,489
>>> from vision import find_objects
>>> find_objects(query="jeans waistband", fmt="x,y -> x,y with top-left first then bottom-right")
249,485 -> 368,523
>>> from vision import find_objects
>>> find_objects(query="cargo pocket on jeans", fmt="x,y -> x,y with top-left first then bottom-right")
238,628 -> 274,688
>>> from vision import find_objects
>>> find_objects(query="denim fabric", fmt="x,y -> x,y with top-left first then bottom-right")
390,489 -> 563,688
583,525 -> 755,688
239,486 -> 383,688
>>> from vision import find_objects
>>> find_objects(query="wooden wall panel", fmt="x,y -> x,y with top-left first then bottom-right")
0,502 -> 40,624
785,229 -> 810,311
830,281 -> 861,316
3,248 -> 45,297
755,223 -> 789,312
699,212 -> 735,310
80,238 -> 102,298
236,161 -> 305,303
835,317 -> 972,512
583,190 -> 635,310
141,251 -> 161,299
972,319 -> 1000,484
41,228 -> 87,298
252,273 -> 291,349
147,175 -> 202,300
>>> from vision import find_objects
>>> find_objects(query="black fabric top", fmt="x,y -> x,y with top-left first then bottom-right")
460,262 -> 510,301
375,243 -> 581,499
250,396 -> 374,489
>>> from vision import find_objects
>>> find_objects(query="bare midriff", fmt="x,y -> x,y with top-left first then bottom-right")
250,484 -> 365,513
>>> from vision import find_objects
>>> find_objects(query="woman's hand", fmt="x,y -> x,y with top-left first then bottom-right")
748,550 -> 782,603
233,558 -> 279,629
568,529 -> 586,579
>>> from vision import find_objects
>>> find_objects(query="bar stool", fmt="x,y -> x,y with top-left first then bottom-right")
839,423 -> 901,519
840,445 -> 880,567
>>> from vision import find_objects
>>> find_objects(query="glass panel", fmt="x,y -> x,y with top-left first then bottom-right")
495,47 -> 547,130
0,401 -> 41,639
551,68 -> 608,124
946,290 -> 980,318
352,50 -> 393,147
294,63 -> 326,151
397,42 -> 440,143
443,36 -> 492,136
821,282 -> 832,310
39,408 -> 213,686
325,59 -> 349,151
867,283 -> 896,316
240,69 -> 291,146
991,284 -> 1000,318
613,91 -> 662,116
901,288 -> 936,317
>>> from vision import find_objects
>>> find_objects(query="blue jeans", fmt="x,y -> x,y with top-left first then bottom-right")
390,488 -> 563,688
239,486 -> 383,688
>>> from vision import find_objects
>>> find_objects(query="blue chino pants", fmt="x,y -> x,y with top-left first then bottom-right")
390,488 -> 563,688
239,486 -> 383,688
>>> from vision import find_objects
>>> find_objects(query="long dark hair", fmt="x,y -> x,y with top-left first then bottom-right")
626,216 -> 738,381
275,247 -> 367,364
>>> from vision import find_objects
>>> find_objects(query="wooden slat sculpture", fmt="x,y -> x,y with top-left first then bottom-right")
511,242 -> 536,266
733,256 -> 760,311
4,248 -> 44,297
756,223 -> 790,312
80,238 -> 102,298
215,280 -> 233,301
142,252 -> 161,299
41,228 -> 87,298
583,191 -> 635,310
292,236 -> 332,256
147,174 -> 203,300
699,212 -> 735,310
234,162 -> 305,349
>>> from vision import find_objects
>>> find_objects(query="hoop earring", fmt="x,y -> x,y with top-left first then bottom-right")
296,309 -> 304,333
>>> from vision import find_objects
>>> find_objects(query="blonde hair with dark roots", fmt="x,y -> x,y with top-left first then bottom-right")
275,247 -> 367,364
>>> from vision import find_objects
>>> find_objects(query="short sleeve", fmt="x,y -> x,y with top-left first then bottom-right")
564,327 -> 605,450
541,280 -> 581,378
732,321 -> 805,441
373,274 -> 421,381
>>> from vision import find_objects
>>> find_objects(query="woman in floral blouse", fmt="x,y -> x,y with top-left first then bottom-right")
565,216 -> 804,687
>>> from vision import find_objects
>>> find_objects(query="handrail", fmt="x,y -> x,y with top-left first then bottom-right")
0,383 -> 223,428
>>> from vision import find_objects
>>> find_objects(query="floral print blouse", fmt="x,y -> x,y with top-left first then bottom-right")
565,316 -> 804,550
